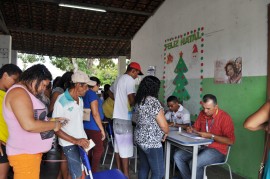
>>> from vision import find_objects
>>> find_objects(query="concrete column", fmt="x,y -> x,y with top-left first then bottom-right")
118,56 -> 126,76
11,50 -> 17,64
0,35 -> 11,66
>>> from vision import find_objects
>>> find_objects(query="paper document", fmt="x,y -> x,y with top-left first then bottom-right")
178,131 -> 205,140
84,139 -> 95,153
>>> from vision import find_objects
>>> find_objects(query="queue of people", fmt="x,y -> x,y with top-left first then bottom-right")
2,61 -> 269,179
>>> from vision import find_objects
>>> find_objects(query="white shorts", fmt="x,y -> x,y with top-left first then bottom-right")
114,133 -> 134,158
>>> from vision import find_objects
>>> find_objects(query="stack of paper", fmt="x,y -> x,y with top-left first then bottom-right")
178,132 -> 205,140
84,139 -> 95,153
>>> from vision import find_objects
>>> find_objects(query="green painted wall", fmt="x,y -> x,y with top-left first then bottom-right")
203,76 -> 267,179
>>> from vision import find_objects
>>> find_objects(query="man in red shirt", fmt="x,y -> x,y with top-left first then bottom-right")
174,94 -> 235,179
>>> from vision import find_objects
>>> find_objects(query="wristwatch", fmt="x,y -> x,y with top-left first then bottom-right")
211,134 -> 215,140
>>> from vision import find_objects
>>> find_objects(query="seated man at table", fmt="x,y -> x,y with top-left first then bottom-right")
173,94 -> 235,179
165,96 -> 191,128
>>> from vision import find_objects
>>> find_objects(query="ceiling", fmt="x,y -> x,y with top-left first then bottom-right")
0,0 -> 164,58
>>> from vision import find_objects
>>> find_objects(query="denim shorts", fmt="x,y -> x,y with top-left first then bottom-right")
62,145 -> 82,179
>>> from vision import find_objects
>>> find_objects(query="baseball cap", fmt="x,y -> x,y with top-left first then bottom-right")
71,70 -> 96,86
129,62 -> 144,75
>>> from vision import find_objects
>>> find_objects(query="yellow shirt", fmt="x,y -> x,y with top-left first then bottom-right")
102,97 -> 114,119
0,90 -> 8,143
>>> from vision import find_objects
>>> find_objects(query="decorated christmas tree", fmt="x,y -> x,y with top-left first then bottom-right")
172,51 -> 190,101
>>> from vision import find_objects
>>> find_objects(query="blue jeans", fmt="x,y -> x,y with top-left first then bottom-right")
62,145 -> 82,179
138,145 -> 165,179
174,147 -> 225,179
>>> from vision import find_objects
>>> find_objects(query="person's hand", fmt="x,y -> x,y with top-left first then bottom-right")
162,133 -> 168,142
74,138 -> 90,149
186,126 -> 193,133
197,131 -> 211,138
53,121 -> 62,132
168,122 -> 174,127
53,117 -> 69,127
101,130 -> 106,141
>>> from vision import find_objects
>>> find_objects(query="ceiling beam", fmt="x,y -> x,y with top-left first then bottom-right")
8,27 -> 131,41
35,0 -> 152,16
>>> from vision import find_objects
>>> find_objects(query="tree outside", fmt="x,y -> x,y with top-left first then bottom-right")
18,53 -> 118,86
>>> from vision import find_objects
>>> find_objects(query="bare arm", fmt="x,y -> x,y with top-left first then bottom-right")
55,130 -> 89,148
244,101 -> 270,131
196,132 -> 234,145
49,91 -> 61,113
108,90 -> 114,100
90,100 -> 105,140
128,93 -> 135,107
5,87 -> 57,132
156,109 -> 169,134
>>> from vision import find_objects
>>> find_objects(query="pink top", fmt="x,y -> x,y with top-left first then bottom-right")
3,84 -> 53,155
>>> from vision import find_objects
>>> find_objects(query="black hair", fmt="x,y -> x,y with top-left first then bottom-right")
103,84 -> 111,100
20,64 -> 52,93
104,84 -> 110,92
203,94 -> 217,105
167,96 -> 179,103
61,71 -> 73,90
126,64 -> 137,73
0,64 -> 22,79
52,76 -> 62,89
135,76 -> 160,105
46,81 -> 52,90
89,76 -> 100,88
167,96 -> 183,105
224,61 -> 236,76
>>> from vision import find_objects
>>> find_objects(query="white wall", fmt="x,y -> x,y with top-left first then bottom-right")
131,0 -> 270,79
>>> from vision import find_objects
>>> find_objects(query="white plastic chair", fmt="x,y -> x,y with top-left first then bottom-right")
203,146 -> 232,179
102,123 -> 115,169
129,144 -> 138,173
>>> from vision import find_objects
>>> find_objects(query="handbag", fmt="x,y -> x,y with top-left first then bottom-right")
258,121 -> 270,179
83,108 -> 91,121
34,108 -> 54,140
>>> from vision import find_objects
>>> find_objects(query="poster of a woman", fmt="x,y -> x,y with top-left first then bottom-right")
214,57 -> 242,84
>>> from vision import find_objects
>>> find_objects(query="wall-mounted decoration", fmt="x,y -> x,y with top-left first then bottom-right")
163,27 -> 205,115
214,57 -> 242,84
172,51 -> 190,101
166,53 -> 173,64
147,66 -> 156,76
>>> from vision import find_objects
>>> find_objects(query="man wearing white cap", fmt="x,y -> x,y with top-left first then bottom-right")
110,62 -> 143,178
53,70 -> 96,179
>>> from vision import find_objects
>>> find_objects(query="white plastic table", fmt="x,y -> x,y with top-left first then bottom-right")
165,130 -> 213,179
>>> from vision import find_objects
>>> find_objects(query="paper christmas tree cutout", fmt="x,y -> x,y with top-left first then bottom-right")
172,51 -> 190,101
